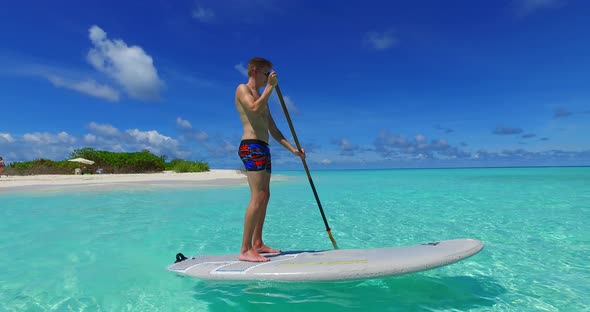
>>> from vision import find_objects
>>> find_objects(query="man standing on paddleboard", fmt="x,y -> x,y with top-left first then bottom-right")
234,57 -> 305,262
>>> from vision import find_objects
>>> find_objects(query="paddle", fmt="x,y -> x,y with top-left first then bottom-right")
275,84 -> 339,250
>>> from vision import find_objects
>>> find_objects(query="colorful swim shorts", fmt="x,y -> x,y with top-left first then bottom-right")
238,139 -> 272,173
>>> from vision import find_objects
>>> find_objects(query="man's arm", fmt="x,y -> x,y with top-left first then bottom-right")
236,84 -> 274,114
269,113 -> 300,154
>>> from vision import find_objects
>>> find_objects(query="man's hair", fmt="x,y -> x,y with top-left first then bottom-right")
247,57 -> 273,77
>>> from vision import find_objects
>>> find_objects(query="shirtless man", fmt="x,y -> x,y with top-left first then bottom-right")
235,57 -> 305,262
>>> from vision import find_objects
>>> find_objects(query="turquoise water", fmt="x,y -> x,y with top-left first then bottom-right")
1,167 -> 589,311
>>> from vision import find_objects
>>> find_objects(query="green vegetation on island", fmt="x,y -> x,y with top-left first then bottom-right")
4,148 -> 209,175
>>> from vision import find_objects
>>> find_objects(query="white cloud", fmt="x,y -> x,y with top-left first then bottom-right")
337,138 -> 356,151
203,139 -> 234,158
272,94 -> 298,113
85,127 -> 182,157
163,68 -> 219,88
432,139 -> 449,149
320,159 -> 333,164
374,131 -> 469,160
331,138 -> 363,156
126,129 -> 178,147
88,122 -> 121,136
176,117 -> 192,130
513,0 -> 566,17
234,63 -> 248,77
414,134 -> 426,143
1,127 -> 192,162
415,134 -> 427,147
23,131 -> 76,144
176,117 -> 208,141
378,132 -> 410,147
87,25 -> 163,101
86,127 -> 183,158
282,95 -> 298,113
8,131 -> 79,161
47,75 -> 120,102
4,60 -> 122,103
0,133 -> 15,143
338,138 -> 353,149
84,134 -> 97,143
57,132 -> 77,144
364,30 -> 397,51
192,6 -> 215,23
412,153 -> 426,160
194,131 -> 209,141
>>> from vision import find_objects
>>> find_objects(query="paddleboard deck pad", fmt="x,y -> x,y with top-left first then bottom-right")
167,238 -> 483,281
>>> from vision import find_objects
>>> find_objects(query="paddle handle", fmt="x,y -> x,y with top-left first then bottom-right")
275,84 -> 338,250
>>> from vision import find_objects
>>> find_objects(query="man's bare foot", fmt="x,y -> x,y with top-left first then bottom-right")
239,249 -> 270,262
254,244 -> 281,254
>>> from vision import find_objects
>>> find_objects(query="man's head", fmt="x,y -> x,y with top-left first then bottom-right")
247,57 -> 272,77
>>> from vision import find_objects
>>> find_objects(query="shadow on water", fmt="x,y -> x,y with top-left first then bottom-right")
187,274 -> 506,312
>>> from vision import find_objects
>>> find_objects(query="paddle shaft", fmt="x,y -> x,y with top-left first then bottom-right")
275,84 -> 338,249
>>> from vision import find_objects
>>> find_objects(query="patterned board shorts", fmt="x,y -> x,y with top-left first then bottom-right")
238,139 -> 271,173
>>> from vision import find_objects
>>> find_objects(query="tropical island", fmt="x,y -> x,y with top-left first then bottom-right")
3,148 -> 209,176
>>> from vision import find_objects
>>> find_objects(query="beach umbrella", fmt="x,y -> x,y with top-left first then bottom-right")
68,157 -> 95,165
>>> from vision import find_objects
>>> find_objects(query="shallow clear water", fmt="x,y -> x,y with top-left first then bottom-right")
1,167 -> 589,311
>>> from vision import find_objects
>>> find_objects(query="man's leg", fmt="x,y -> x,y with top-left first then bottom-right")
239,170 -> 271,262
252,171 -> 280,254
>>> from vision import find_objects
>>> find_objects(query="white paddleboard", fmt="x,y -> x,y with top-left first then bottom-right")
167,238 -> 484,281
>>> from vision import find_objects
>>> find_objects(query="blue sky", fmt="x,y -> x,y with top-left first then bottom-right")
1,0 -> 589,169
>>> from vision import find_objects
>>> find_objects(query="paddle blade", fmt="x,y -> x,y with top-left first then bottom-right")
328,230 -> 339,249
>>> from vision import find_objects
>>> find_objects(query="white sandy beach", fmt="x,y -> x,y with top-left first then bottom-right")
0,170 -> 253,191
